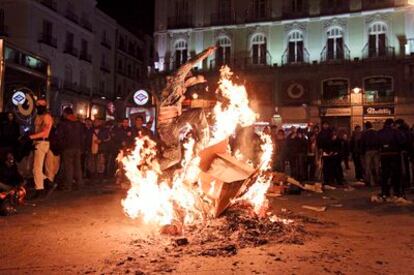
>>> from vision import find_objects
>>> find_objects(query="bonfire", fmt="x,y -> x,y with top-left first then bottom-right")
119,47 -> 303,236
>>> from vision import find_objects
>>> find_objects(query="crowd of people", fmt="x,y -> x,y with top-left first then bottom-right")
1,96 -> 414,214
0,98 -> 154,213
269,119 -> 414,202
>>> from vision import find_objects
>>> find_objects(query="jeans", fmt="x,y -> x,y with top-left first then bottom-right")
352,153 -> 364,179
62,148 -> 83,190
33,141 -> 50,190
380,154 -> 402,197
364,150 -> 379,186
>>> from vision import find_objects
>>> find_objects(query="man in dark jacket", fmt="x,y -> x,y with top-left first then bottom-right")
361,121 -> 379,186
350,125 -> 364,181
377,119 -> 405,200
317,121 -> 333,185
0,112 -> 20,157
56,107 -> 84,191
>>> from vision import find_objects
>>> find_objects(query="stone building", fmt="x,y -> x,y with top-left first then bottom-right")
154,0 -> 414,130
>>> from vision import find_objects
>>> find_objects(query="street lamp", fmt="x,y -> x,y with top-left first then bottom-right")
352,87 -> 362,94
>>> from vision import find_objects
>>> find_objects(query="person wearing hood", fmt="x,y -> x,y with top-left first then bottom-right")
56,107 -> 84,191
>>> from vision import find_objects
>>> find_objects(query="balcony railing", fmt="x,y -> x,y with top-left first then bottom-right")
80,18 -> 92,32
65,9 -> 79,24
246,51 -> 273,67
40,0 -> 57,11
363,95 -> 395,105
245,8 -> 273,23
282,48 -> 310,65
321,95 -> 351,106
168,15 -> 193,29
362,43 -> 395,59
210,10 -> 236,26
38,33 -> 57,48
362,0 -> 396,10
63,45 -> 78,57
79,85 -> 91,95
79,52 -> 92,63
320,44 -> 350,63
101,38 -> 111,49
100,62 -> 111,73
63,81 -> 79,93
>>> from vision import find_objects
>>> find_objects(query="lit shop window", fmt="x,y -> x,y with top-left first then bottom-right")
363,77 -> 393,104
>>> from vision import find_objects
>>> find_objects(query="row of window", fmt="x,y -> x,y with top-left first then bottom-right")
171,22 -> 393,68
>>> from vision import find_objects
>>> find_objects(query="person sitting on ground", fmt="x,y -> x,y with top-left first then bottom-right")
0,152 -> 26,215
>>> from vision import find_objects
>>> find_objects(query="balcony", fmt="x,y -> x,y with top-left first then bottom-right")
321,95 -> 351,106
79,85 -> 91,95
63,44 -> 78,57
363,95 -> 395,105
362,43 -> 395,60
40,0 -> 57,11
65,9 -> 79,24
319,1 -> 349,15
101,38 -> 111,49
282,48 -> 310,65
320,44 -> 350,63
167,15 -> 193,29
38,33 -> 57,48
245,9 -> 273,23
362,0 -> 397,11
80,18 -> 92,32
79,52 -> 92,63
100,62 -> 111,73
63,81 -> 79,93
210,10 -> 236,26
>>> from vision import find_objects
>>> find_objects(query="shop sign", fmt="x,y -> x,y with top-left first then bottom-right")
364,106 -> 394,116
133,90 -> 149,106
287,83 -> 305,99
324,107 -> 351,117
12,91 -> 26,106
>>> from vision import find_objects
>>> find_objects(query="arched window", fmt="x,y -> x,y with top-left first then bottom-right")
174,40 -> 188,68
64,65 -> 72,83
368,22 -> 387,57
326,27 -> 344,60
251,34 -> 267,65
288,30 -> 304,63
216,36 -> 231,66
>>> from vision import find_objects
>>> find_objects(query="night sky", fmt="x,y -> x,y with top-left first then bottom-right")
97,0 -> 154,35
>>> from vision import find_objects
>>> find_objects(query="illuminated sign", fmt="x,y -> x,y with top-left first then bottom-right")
12,91 -> 26,106
364,106 -> 394,116
133,90 -> 149,106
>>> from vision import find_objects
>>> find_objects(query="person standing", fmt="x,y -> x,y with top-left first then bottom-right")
133,116 -> 154,139
361,121 -> 379,186
377,119 -> 406,201
29,97 -> 55,197
44,117 -> 61,184
350,125 -> 364,181
56,107 -> 84,191
317,121 -> 333,185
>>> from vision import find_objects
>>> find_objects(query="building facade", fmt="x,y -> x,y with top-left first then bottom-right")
154,0 -> 414,130
0,0 -> 152,120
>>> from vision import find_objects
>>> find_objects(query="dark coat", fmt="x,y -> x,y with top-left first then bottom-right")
56,116 -> 85,151
377,126 -> 403,154
360,128 -> 379,154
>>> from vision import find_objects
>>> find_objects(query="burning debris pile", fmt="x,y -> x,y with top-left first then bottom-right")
168,204 -> 305,257
119,47 -> 308,244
